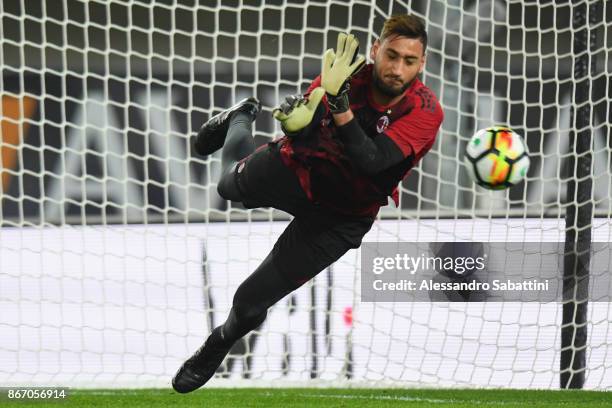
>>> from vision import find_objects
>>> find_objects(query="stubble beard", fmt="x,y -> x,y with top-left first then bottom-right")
372,66 -> 415,98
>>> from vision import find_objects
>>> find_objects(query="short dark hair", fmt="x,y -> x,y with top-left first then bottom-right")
380,14 -> 428,53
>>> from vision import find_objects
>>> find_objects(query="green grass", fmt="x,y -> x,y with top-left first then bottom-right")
3,388 -> 612,408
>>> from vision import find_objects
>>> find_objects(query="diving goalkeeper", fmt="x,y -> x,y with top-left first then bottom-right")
173,14 -> 443,392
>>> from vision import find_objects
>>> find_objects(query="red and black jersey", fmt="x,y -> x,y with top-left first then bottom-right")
278,64 -> 444,217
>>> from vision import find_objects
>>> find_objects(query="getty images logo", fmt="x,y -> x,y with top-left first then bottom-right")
371,242 -> 487,277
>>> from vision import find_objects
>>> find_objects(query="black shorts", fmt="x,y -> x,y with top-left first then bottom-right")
232,142 -> 375,286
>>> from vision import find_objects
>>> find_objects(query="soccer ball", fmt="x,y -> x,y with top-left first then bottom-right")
464,126 -> 530,190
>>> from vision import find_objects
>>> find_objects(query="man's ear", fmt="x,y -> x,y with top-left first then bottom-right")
418,53 -> 426,74
370,39 -> 380,60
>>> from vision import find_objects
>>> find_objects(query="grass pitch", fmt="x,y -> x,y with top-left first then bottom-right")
3,388 -> 612,407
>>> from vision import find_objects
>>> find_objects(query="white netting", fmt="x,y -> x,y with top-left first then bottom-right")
0,0 -> 610,389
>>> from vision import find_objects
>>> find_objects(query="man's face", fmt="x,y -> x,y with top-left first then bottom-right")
370,34 -> 426,97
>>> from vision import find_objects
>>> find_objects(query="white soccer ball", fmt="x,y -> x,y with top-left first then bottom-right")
464,126 -> 530,190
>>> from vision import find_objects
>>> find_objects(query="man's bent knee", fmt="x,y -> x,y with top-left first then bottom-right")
217,167 -> 242,201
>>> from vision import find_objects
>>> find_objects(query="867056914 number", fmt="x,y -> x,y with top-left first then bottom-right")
2,388 -> 68,400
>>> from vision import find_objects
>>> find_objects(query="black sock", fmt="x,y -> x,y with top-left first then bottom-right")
221,112 -> 257,175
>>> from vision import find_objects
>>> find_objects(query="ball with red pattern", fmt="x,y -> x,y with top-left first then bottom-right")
464,126 -> 530,190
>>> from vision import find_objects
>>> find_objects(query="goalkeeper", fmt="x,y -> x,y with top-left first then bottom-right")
173,14 -> 443,393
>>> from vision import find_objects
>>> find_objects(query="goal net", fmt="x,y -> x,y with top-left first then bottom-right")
1,0 -> 610,389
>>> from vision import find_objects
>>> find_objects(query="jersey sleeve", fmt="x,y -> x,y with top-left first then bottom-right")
384,99 -> 444,160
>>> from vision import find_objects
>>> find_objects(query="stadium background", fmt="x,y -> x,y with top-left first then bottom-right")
2,0 -> 610,225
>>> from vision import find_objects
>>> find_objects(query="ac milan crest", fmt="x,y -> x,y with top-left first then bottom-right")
376,115 -> 390,133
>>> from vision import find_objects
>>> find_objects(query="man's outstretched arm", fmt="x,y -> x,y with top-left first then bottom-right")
320,32 -> 407,175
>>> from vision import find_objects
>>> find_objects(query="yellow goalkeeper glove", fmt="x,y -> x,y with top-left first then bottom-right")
273,87 -> 325,137
321,32 -> 366,113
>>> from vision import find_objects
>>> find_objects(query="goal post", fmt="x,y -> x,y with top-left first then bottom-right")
561,0 -> 603,389
1,0 -> 611,389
